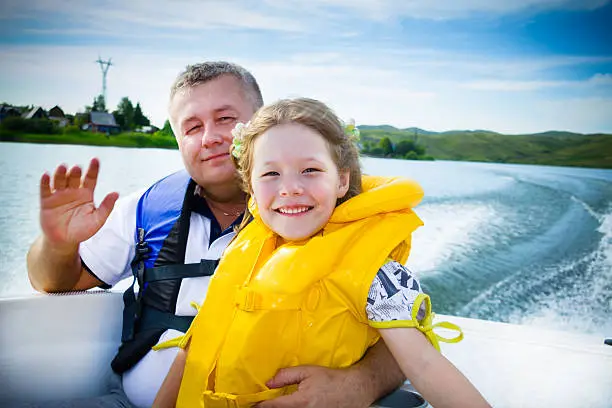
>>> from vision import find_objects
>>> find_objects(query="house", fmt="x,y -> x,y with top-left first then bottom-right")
0,105 -> 21,123
48,105 -> 69,127
87,111 -> 120,134
22,106 -> 47,120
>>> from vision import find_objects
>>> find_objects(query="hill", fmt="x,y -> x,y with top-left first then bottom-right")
357,125 -> 400,131
359,127 -> 612,169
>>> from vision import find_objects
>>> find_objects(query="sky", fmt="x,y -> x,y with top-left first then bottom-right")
1,0 -> 611,134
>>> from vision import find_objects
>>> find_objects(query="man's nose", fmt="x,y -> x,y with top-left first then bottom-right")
279,176 -> 304,197
201,124 -> 224,148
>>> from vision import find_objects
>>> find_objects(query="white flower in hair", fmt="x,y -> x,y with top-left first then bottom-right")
231,121 -> 250,159
344,118 -> 360,140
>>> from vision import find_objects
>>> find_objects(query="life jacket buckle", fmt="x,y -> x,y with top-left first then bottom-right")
201,390 -> 240,408
135,242 -> 149,259
236,287 -> 260,312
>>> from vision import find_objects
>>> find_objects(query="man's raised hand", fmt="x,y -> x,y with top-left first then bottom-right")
39,158 -> 118,248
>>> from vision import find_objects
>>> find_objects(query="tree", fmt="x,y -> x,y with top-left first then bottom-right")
92,95 -> 106,112
114,97 -> 135,130
405,151 -> 420,160
369,146 -> 385,156
74,113 -> 89,128
134,102 -> 150,127
156,119 -> 174,137
361,140 -> 373,154
378,137 -> 393,156
395,140 -> 417,156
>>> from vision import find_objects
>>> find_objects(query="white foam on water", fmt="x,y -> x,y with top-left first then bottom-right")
511,205 -> 612,337
407,201 -> 500,274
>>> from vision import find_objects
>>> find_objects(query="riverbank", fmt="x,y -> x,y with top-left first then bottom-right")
2,129 -> 611,169
361,128 -> 612,169
0,131 -> 177,149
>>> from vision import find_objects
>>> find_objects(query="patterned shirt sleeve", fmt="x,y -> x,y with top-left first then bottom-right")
366,261 -> 426,323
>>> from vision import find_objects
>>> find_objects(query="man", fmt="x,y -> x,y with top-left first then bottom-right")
27,61 -> 405,407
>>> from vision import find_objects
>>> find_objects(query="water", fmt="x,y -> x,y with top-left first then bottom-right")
1,142 -> 611,338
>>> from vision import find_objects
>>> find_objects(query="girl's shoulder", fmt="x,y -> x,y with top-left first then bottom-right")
366,261 -> 425,323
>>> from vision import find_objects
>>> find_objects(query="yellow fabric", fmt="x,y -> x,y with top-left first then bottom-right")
368,293 -> 464,351
178,175 -> 426,408
153,302 -> 201,351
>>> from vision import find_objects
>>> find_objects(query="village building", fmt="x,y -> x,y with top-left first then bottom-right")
22,106 -> 47,120
0,105 -> 21,123
48,105 -> 70,127
85,111 -> 120,134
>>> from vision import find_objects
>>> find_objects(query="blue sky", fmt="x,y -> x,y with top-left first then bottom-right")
1,0 -> 611,134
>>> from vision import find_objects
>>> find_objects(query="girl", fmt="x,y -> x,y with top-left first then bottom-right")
154,98 -> 490,408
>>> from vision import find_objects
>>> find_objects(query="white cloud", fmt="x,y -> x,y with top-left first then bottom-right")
461,79 -> 569,91
269,0 -> 611,21
1,0 -> 308,32
3,0 -> 610,34
1,42 -> 611,134
589,73 -> 612,86
461,72 -> 612,91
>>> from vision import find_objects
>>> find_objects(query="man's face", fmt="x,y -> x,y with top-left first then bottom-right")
170,75 -> 256,190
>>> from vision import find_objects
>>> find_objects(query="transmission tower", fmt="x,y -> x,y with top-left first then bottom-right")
95,57 -> 113,105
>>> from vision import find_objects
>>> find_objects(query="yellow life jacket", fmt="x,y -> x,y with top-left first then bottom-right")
177,176 -> 426,408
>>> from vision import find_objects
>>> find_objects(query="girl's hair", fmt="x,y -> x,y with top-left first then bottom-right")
231,97 -> 362,204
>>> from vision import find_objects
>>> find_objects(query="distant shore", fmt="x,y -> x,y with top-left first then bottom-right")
0,131 -> 177,149
360,128 -> 612,169
2,129 -> 611,169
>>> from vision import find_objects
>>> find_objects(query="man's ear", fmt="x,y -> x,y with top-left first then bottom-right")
337,169 -> 350,198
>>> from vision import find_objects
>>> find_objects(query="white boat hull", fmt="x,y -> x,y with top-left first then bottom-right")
1,291 -> 611,407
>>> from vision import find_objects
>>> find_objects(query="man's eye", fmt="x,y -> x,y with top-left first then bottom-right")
219,117 -> 236,124
186,124 -> 201,134
262,171 -> 280,177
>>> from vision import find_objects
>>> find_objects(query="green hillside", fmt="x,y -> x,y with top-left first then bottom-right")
359,128 -> 612,169
2,125 -> 610,169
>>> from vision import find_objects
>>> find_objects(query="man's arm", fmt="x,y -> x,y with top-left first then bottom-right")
259,340 -> 404,408
27,236 -> 103,292
27,159 -> 118,293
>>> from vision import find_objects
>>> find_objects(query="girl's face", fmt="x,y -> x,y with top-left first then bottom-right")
250,122 -> 350,241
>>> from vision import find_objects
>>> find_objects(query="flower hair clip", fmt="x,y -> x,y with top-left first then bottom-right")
231,121 -> 250,159
344,118 -> 360,141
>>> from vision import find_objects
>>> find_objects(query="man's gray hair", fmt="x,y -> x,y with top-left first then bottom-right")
170,61 -> 264,110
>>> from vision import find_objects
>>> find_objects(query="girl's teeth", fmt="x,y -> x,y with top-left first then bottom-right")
279,207 -> 308,214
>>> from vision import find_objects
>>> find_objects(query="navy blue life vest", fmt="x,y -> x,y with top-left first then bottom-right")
111,170 -> 219,374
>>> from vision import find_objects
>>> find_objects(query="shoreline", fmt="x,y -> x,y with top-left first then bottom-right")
2,131 -> 611,169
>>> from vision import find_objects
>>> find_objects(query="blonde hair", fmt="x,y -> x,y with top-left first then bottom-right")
231,98 -> 362,210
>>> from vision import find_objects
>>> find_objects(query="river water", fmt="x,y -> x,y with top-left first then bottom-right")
1,142 -> 610,338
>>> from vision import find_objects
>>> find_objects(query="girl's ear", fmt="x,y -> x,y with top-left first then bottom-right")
336,169 -> 350,198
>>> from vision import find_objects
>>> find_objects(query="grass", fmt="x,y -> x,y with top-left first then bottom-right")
0,130 -> 178,149
2,128 -> 611,169
361,129 -> 612,169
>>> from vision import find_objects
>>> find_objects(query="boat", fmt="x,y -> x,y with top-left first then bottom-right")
1,290 -> 611,407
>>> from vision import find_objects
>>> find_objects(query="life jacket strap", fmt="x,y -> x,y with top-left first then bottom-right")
144,259 -> 218,282
139,305 -> 195,333
200,384 -> 298,407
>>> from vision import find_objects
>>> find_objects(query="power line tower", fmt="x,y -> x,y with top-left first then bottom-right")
95,56 -> 113,106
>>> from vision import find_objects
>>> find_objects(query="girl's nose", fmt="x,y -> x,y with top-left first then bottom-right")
279,177 -> 304,197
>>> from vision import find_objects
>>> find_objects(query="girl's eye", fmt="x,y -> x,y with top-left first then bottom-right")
303,168 -> 321,173
262,171 -> 280,177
